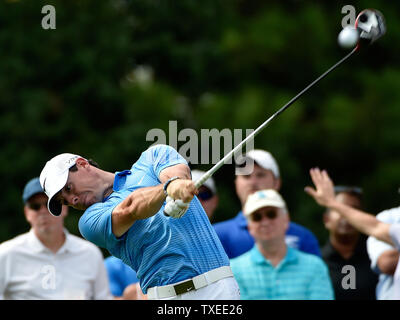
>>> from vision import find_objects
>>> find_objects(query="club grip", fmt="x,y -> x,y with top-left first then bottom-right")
194,172 -> 211,189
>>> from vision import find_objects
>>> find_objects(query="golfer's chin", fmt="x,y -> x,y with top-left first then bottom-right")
85,197 -> 101,209
74,195 -> 99,211
73,202 -> 94,211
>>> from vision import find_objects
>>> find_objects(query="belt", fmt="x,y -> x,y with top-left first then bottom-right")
147,266 -> 233,300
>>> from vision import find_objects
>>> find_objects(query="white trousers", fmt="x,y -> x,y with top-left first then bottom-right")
152,276 -> 240,300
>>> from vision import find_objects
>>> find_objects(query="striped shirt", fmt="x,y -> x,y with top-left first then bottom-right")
230,246 -> 334,300
79,144 -> 229,294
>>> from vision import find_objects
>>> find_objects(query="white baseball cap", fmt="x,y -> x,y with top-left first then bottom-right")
243,189 -> 287,217
236,149 -> 280,178
40,153 -> 84,216
191,169 -> 216,194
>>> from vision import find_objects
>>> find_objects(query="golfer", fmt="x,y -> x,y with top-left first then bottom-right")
39,144 -> 239,300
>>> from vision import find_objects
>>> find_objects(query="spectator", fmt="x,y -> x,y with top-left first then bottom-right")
191,169 -> 218,221
367,208 -> 400,300
213,149 -> 321,258
230,189 -> 334,300
0,177 -> 112,300
305,167 -> 400,300
104,256 -> 146,299
322,186 -> 378,300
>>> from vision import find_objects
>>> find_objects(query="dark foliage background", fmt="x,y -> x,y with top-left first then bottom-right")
1,0 -> 400,249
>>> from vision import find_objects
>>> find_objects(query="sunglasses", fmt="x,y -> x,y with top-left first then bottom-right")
27,202 -> 47,211
334,186 -> 363,195
198,189 -> 214,201
250,209 -> 279,222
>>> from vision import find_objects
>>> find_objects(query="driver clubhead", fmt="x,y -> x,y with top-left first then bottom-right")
355,9 -> 386,45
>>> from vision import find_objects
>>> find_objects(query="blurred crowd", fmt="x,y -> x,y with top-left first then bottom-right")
0,148 -> 399,300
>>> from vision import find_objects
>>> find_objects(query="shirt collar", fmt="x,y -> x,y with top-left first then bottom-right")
58,229 -> 81,254
27,229 -> 47,253
27,228 -> 78,254
113,170 -> 132,192
251,245 -> 298,267
322,237 -> 366,261
321,240 -> 337,259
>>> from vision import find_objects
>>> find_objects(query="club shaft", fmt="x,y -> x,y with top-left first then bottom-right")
194,47 -> 357,189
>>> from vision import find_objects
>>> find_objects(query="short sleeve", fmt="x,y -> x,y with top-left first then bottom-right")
78,199 -> 126,250
367,209 -> 399,271
389,223 -> 400,250
143,144 -> 188,178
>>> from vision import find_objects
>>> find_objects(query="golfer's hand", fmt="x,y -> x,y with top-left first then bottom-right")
304,168 -> 336,208
164,196 -> 190,218
166,179 -> 198,203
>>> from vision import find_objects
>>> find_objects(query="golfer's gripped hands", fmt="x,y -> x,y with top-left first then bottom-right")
304,168 -> 336,208
166,179 -> 198,203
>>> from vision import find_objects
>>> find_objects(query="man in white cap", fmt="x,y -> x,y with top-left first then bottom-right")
213,149 -> 321,259
39,144 -> 239,300
191,169 -> 218,221
230,189 -> 333,300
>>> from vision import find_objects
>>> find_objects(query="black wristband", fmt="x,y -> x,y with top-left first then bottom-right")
163,176 -> 181,196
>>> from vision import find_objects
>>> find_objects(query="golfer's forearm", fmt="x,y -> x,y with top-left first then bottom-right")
123,184 -> 166,219
159,163 -> 191,183
328,201 -> 393,245
112,185 -> 165,237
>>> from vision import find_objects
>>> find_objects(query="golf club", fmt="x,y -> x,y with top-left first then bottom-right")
194,8 -> 386,190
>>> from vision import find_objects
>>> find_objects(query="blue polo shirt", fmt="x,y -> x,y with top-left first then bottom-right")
213,212 -> 321,259
104,256 -> 139,297
79,144 -> 229,294
230,246 -> 334,300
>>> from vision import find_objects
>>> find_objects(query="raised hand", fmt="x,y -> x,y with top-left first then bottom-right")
304,168 -> 336,208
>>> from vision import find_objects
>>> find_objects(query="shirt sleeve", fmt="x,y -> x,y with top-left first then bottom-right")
389,223 -> 400,250
143,144 -> 188,179
367,235 -> 394,272
78,196 -> 127,250
367,210 -> 397,272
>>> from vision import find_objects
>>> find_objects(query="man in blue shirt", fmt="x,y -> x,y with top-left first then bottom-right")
104,255 -> 145,299
214,149 -> 321,259
230,189 -> 333,300
39,144 -> 239,300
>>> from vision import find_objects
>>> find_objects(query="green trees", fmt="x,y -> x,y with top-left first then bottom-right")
1,0 -> 399,244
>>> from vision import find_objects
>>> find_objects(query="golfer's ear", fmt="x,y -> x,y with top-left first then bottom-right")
75,157 -> 89,168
